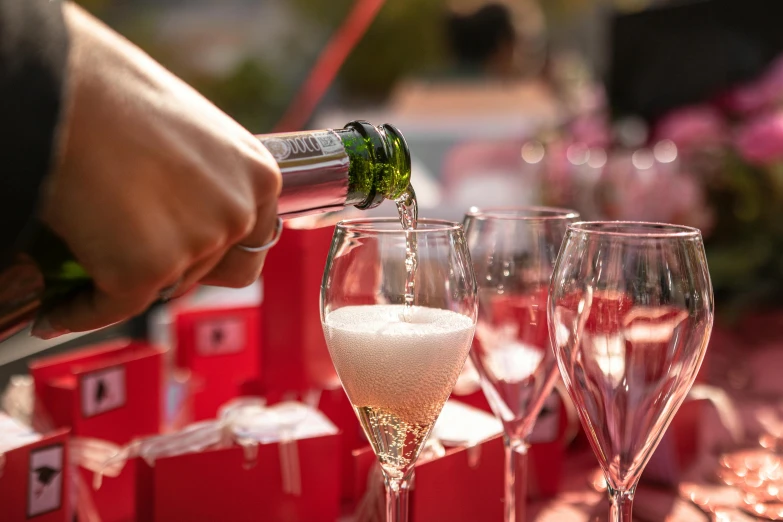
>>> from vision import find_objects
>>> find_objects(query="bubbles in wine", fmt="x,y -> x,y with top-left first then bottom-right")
355,406 -> 431,478
324,304 -> 474,478
323,305 -> 474,426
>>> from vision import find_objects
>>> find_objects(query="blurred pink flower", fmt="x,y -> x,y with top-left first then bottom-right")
569,114 -> 611,149
604,163 -> 713,232
718,55 -> 783,115
735,111 -> 783,165
655,105 -> 728,151
719,84 -> 770,115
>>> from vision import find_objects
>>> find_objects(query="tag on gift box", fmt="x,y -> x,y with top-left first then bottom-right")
174,292 -> 261,421
0,420 -> 69,522
81,366 -> 126,418
196,318 -> 245,356
28,444 -> 65,517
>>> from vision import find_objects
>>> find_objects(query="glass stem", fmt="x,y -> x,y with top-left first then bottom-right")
608,484 -> 636,522
384,472 -> 413,522
504,435 -> 529,522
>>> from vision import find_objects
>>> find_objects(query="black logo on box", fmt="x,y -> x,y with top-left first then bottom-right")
80,366 -> 127,418
196,318 -> 246,356
27,444 -> 63,518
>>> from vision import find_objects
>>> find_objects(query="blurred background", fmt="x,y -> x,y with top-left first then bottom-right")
0,4 -> 781,519
2,0 -> 779,377
70,0 -> 783,322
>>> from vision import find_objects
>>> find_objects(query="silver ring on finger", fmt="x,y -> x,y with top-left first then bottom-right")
235,216 -> 284,253
158,277 -> 183,302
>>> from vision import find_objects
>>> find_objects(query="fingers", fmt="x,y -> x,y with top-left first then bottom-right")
196,141 -> 281,288
32,286 -> 155,338
199,203 -> 279,288
166,250 -> 225,300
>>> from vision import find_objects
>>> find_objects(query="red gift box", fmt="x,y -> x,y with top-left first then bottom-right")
642,397 -> 706,486
526,388 -> 572,499
29,340 -> 164,522
135,431 -> 341,522
450,386 -> 575,500
0,429 -> 70,522
352,435 -> 505,521
175,304 -> 261,420
260,214 -> 377,394
260,221 -> 341,393
317,387 -> 367,502
29,340 -> 164,441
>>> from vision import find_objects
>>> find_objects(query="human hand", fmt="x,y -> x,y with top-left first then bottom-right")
34,3 -> 281,337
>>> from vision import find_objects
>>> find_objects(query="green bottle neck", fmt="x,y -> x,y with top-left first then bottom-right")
338,121 -> 412,210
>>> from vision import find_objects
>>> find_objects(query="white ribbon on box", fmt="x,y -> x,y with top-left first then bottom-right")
0,411 -> 42,478
0,376 -> 42,479
428,400 -> 503,468
96,397 -> 338,497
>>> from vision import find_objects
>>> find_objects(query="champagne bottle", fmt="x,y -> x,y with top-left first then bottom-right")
0,120 -> 412,341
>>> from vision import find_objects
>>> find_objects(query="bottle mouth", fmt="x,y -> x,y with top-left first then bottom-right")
344,120 -> 411,209
380,123 -> 412,200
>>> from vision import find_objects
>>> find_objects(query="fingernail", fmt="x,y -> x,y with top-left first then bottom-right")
30,317 -> 70,340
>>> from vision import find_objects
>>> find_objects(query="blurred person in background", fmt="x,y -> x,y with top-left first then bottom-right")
446,2 -> 518,79
0,0 -> 282,339
445,0 -> 547,80
389,0 -> 556,211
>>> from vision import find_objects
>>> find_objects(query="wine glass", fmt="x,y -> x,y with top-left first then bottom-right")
548,222 -> 714,522
463,206 -> 578,522
321,218 -> 477,522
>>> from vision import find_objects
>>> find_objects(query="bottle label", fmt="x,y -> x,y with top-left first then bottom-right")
260,130 -> 344,163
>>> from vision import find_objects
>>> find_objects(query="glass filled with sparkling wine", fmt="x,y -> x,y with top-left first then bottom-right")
548,222 -> 714,522
463,207 -> 578,522
321,217 -> 477,522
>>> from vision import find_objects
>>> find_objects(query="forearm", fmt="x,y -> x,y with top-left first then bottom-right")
0,0 -> 69,266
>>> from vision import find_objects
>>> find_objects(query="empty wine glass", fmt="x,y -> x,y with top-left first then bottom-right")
548,222 -> 714,522
321,218 -> 477,522
463,207 -> 578,522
